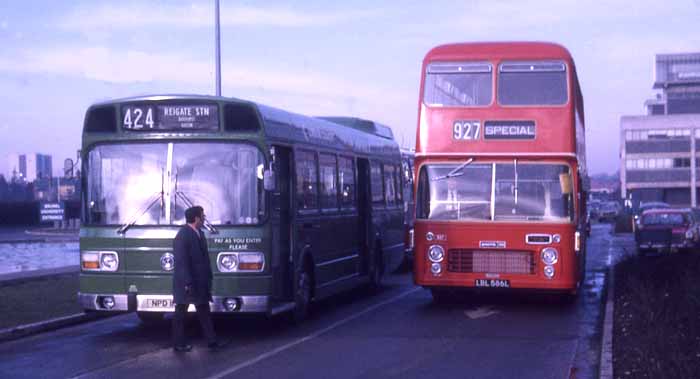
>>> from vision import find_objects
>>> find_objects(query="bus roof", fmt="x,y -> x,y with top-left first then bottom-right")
424,42 -> 574,63
83,94 -> 401,160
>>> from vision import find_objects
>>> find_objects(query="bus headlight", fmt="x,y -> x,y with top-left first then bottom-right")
100,296 -> 115,309
685,229 -> 694,240
217,253 -> 239,272
430,262 -> 442,275
541,247 -> 559,265
428,245 -> 445,263
100,253 -> 119,271
544,265 -> 555,279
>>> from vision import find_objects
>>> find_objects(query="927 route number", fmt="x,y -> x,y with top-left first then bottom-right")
453,120 -> 481,140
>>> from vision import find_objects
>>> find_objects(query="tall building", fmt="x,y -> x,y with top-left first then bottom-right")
620,52 -> 700,207
6,153 -> 53,182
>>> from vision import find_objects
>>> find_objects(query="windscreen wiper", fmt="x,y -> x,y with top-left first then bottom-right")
432,158 -> 474,181
175,190 -> 219,234
117,191 -> 163,235
173,171 -> 218,234
117,168 -> 166,235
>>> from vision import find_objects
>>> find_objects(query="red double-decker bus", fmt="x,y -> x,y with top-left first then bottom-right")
413,42 -> 588,300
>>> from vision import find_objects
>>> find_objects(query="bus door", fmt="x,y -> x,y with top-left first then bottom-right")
271,146 -> 293,300
294,149 -> 322,281
356,158 -> 371,275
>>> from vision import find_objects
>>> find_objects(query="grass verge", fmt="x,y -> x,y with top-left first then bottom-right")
613,252 -> 700,378
0,273 -> 82,330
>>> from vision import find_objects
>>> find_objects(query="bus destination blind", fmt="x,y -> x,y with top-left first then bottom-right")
122,104 -> 219,131
484,120 -> 536,140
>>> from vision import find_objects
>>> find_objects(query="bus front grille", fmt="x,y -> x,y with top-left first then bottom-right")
447,249 -> 535,274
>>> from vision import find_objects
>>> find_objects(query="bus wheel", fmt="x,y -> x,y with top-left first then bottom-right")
292,261 -> 313,324
137,311 -> 166,325
368,243 -> 384,292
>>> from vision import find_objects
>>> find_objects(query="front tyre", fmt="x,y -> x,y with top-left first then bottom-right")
368,243 -> 384,292
292,261 -> 313,324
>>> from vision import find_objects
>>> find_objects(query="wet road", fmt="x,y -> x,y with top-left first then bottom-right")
0,224 -> 628,379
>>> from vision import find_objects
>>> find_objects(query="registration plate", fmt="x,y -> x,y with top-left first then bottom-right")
145,298 -> 174,308
475,279 -> 510,288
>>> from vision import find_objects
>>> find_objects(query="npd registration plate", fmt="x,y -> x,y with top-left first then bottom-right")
146,298 -> 173,308
475,279 -> 510,288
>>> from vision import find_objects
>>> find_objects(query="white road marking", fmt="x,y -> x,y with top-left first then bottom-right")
464,306 -> 499,319
206,287 -> 421,379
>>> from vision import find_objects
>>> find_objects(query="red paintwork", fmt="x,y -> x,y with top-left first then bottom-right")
413,42 -> 586,293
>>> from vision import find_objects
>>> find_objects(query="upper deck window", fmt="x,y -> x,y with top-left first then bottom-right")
423,62 -> 493,107
498,61 -> 568,106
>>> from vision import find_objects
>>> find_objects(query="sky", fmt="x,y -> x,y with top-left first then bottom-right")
0,0 -> 699,177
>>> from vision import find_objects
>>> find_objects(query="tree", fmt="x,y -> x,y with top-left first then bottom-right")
0,174 -> 7,200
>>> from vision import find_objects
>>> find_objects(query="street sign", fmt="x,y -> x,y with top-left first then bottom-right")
40,202 -> 65,222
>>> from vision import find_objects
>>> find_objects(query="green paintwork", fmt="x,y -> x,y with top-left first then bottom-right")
79,225 -> 272,296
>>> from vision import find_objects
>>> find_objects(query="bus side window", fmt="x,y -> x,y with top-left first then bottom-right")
384,164 -> 397,207
394,164 -> 402,204
296,150 -> 318,211
339,156 -> 356,209
371,162 -> 385,206
319,153 -> 339,211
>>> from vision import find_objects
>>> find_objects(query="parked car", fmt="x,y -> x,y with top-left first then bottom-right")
587,200 -> 602,222
634,208 -> 699,255
598,201 -> 620,222
632,201 -> 671,231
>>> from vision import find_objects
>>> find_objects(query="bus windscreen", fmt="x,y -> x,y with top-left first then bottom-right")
87,142 -> 264,226
417,162 -> 572,222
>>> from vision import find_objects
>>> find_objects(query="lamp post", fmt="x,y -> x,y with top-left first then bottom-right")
215,0 -> 222,96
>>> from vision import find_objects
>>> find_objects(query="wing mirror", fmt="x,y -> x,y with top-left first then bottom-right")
264,169 -> 276,191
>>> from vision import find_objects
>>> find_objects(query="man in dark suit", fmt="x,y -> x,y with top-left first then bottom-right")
172,206 -> 227,352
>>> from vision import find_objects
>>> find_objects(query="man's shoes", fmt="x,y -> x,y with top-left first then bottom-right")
207,340 -> 229,351
173,344 -> 193,353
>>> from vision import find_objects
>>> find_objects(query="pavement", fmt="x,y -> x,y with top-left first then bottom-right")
0,226 -> 78,244
0,265 -> 79,284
